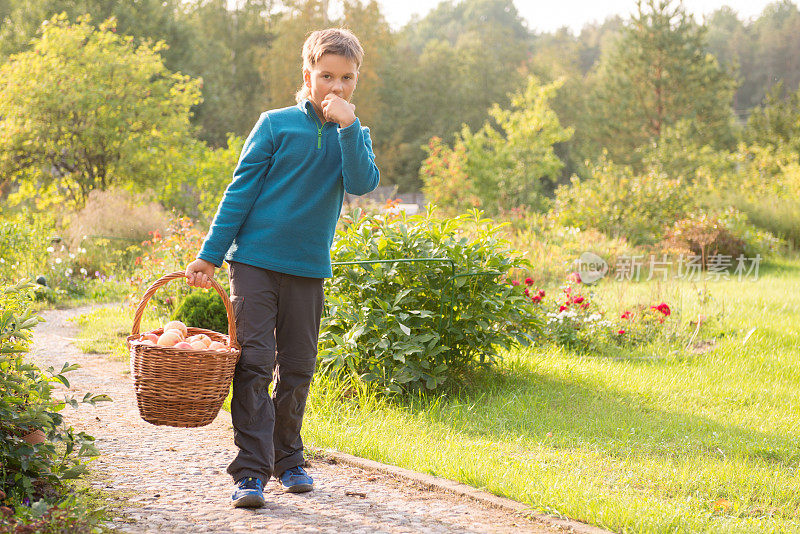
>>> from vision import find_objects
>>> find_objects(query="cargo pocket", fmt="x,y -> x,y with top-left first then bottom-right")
231,294 -> 246,346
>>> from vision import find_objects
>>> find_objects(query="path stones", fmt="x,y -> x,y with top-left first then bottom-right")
29,305 -> 556,533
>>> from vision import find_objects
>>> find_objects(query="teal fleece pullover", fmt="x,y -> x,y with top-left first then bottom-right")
197,100 -> 380,278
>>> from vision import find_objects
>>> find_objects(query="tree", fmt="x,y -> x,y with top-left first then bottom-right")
0,15 -> 202,209
746,82 -> 800,150
178,0 -> 273,146
381,0 -> 532,191
586,0 -> 737,165
0,0 -> 191,65
749,1 -> 800,107
421,77 -> 572,214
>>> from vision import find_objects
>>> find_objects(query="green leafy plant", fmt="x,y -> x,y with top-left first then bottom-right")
172,290 -> 228,334
0,280 -> 110,510
319,208 -> 541,395
553,156 -> 697,245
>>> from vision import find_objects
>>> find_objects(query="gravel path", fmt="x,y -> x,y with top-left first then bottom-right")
29,305 -> 560,534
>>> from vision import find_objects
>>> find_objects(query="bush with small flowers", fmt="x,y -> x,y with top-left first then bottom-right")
509,272 -> 675,351
128,216 -> 230,321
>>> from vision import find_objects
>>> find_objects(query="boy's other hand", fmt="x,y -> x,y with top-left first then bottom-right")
322,94 -> 356,128
185,258 -> 215,289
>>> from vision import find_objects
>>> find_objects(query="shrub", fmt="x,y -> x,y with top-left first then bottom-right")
0,212 -> 100,301
319,208 -> 541,395
497,206 -> 639,287
661,209 -> 782,266
65,188 -> 170,277
553,156 -> 696,245
0,280 -> 110,527
421,77 -> 572,215
128,216 -> 229,321
662,212 -> 746,266
511,274 -> 678,352
172,289 -> 228,334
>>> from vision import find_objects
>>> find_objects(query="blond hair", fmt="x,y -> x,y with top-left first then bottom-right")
295,28 -> 364,103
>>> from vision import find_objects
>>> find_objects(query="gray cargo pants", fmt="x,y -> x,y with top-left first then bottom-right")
225,261 -> 324,484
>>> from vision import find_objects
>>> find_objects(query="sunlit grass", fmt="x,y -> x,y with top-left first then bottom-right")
304,257 -> 800,533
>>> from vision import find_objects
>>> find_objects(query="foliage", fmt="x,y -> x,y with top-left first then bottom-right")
418,136 -> 480,214
172,289 -> 228,334
708,143 -> 800,247
661,212 -> 746,267
0,279 -> 110,528
510,274 -> 675,351
0,212 -> 54,287
706,1 -> 800,110
128,216 -> 228,321
586,0 -> 737,166
746,81 -> 800,151
156,133 -> 244,221
553,157 -> 696,245
319,208 -> 540,395
178,0 -> 273,147
380,0 -> 531,190
0,14 -> 202,210
495,206 -> 638,287
64,188 -> 170,277
421,77 -> 572,214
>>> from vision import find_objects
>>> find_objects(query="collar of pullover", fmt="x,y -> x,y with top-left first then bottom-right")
298,99 -> 325,125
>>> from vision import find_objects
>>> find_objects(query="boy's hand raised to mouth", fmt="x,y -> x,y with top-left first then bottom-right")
321,94 -> 356,128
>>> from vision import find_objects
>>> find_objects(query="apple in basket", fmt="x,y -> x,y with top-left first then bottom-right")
189,334 -> 212,347
140,333 -> 158,345
174,341 -> 193,350
208,341 -> 228,351
157,330 -> 182,347
163,320 -> 188,338
189,340 -> 207,350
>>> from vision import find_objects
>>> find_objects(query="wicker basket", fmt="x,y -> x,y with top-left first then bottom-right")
126,271 -> 240,428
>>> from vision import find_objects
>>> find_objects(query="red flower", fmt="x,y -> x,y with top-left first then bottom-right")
568,272 -> 582,284
573,296 -> 585,304
621,311 -> 631,319
538,290 -> 545,298
617,329 -> 626,335
524,277 -> 534,286
559,305 -> 568,312
650,303 -> 671,316
511,280 -> 520,286
580,302 -> 590,309
532,295 -> 541,303
524,288 -> 530,296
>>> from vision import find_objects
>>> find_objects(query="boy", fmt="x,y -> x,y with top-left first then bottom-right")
184,28 -> 379,508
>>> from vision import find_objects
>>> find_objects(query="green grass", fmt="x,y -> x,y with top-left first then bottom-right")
71,304 -> 160,362
303,257 -> 800,533
72,259 -> 800,532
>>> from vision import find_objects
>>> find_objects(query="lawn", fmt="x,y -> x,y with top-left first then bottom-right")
303,257 -> 800,533
74,258 -> 800,533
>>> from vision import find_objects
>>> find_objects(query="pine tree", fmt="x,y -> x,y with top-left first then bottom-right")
586,0 -> 737,166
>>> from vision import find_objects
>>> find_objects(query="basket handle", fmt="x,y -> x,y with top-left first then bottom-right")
130,271 -> 238,349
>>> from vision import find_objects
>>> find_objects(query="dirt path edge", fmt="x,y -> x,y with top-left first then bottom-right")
313,448 -> 614,534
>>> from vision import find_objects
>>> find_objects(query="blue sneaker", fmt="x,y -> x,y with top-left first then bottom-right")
278,466 -> 313,493
231,477 -> 265,508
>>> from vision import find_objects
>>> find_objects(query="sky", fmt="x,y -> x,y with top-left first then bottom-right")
375,0 -> 779,33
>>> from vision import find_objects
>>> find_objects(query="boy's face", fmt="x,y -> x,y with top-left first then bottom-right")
304,53 -> 358,113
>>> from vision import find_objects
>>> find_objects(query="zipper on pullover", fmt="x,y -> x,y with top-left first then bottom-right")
308,106 -> 324,149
